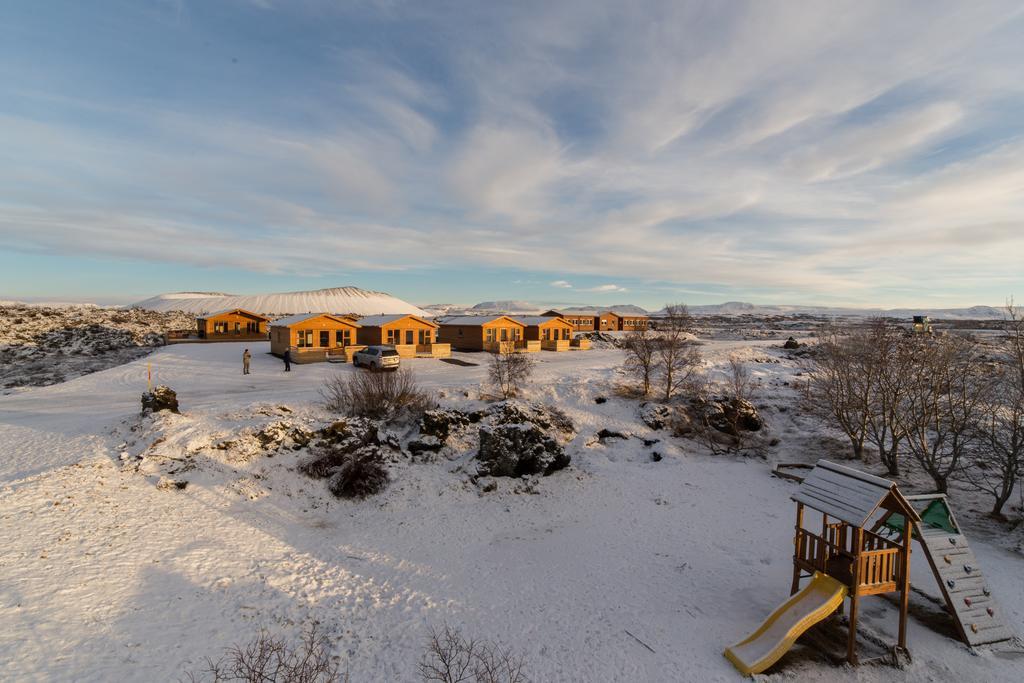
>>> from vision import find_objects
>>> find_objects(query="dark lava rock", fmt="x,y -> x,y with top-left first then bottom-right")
141,385 -> 179,414
476,423 -> 570,477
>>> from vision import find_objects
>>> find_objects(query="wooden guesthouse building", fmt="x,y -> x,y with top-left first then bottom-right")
269,313 -> 361,363
354,314 -> 450,358
437,315 -> 535,353
518,316 -> 574,351
196,309 -> 270,340
544,309 -> 648,333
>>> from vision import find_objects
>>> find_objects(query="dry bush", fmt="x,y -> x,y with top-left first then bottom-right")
185,624 -> 343,683
300,440 -> 389,499
488,347 -> 535,399
321,367 -> 435,419
419,624 -> 528,683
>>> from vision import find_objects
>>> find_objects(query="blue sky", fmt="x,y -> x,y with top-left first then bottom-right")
2,1 -> 1023,309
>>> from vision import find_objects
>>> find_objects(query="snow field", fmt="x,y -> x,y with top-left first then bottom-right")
0,341 -> 1021,681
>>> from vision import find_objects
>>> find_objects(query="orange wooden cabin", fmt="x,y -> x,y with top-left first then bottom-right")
196,309 -> 270,340
518,316 -> 574,351
354,314 -> 450,358
790,460 -> 920,664
269,313 -> 362,363
437,315 -> 536,352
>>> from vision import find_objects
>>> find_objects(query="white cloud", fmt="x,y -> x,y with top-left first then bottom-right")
550,280 -> 573,288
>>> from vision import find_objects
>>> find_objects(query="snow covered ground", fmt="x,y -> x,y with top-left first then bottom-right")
0,339 -> 1021,681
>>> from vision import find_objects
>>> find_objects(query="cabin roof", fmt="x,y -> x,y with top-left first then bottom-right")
439,315 -> 524,326
198,308 -> 270,322
270,312 -> 361,328
792,459 -> 920,527
356,314 -> 438,328
517,316 -> 573,326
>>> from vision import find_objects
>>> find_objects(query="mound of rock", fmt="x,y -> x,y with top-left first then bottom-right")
141,385 -> 179,414
692,397 -> 764,436
477,423 -> 570,477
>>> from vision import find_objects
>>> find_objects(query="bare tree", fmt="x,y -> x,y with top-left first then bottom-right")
961,302 -> 1024,518
863,319 -> 912,475
186,624 -> 342,683
623,327 -> 658,396
419,624 -> 528,683
899,335 -> 992,494
964,367 -> 1024,518
808,325 -> 877,460
488,346 -> 535,399
656,303 -> 701,401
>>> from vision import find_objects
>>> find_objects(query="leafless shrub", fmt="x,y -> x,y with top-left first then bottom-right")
184,624 -> 343,683
321,367 -> 435,419
419,624 -> 528,683
488,346 -> 535,399
656,303 -> 702,401
623,328 -> 658,396
898,335 -> 993,494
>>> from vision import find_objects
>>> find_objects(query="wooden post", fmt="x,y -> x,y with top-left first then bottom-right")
898,516 -> 912,650
847,527 -> 863,665
791,502 -> 804,595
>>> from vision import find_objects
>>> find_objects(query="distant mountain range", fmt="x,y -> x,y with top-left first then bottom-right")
132,287 -> 427,317
680,301 -> 1007,320
420,301 -> 651,316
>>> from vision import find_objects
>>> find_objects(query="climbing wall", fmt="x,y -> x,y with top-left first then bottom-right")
910,497 -> 1016,647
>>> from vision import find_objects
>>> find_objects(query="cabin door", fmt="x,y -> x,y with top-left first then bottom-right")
405,330 -> 414,344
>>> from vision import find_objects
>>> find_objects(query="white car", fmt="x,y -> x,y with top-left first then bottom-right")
352,346 -> 401,371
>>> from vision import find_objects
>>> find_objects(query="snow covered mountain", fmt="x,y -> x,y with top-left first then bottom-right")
132,287 -> 427,317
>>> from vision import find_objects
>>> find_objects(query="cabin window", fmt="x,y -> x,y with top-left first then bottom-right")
514,328 -> 521,341
542,328 -> 550,341
234,322 -> 241,333
297,330 -> 313,347
500,328 -> 508,341
214,322 -> 227,334
485,328 -> 494,342
419,330 -> 430,344
405,330 -> 414,345
319,331 -> 329,347
387,329 -> 397,344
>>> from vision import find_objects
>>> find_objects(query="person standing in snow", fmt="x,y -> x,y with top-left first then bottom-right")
242,348 -> 251,375
283,348 -> 292,372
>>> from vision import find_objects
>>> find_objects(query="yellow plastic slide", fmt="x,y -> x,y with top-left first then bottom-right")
724,571 -> 847,676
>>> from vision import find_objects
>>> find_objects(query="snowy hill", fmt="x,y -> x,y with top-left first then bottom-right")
560,304 -> 649,316
679,302 -> 1007,320
465,301 -> 651,315
132,287 -> 427,317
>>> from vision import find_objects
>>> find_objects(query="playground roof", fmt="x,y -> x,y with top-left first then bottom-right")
792,460 -> 920,528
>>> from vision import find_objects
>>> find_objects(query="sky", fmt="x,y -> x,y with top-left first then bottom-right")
1,1 -> 1023,310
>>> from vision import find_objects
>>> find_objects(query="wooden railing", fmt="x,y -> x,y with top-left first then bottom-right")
857,548 -> 900,593
795,528 -> 837,573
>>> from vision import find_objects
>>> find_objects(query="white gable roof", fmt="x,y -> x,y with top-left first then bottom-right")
439,315 -> 523,326
270,312 -> 360,327
357,314 -> 438,328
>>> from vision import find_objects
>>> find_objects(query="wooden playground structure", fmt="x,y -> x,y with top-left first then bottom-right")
789,460 -> 920,665
728,459 -> 1017,676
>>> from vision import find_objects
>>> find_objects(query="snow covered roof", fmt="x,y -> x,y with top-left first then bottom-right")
439,315 -> 524,326
792,460 -> 919,527
517,316 -> 572,326
132,286 -> 427,317
356,314 -> 438,328
197,308 -> 270,321
269,313 -> 360,328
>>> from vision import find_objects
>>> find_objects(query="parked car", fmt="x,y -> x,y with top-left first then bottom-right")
352,345 -> 401,371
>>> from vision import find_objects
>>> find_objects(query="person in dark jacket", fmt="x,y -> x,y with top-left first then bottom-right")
242,349 -> 251,375
283,348 -> 292,372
